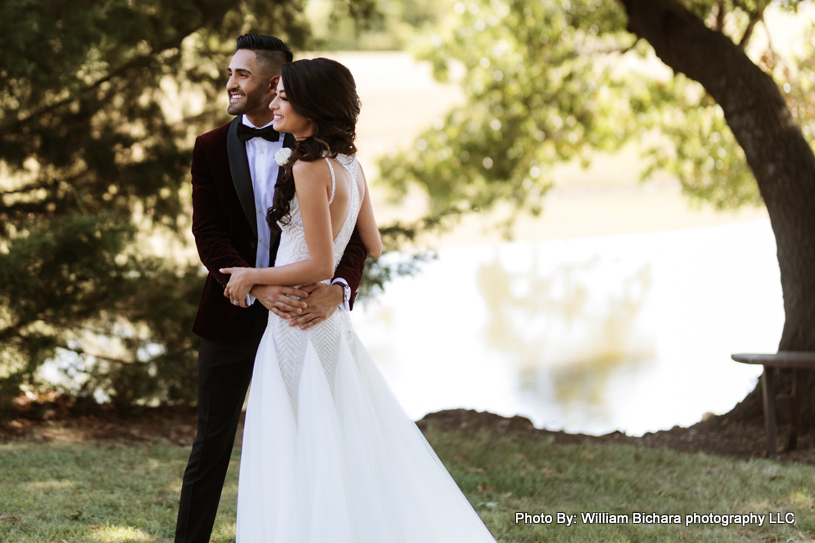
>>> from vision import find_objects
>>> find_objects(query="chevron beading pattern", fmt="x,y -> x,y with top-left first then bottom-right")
267,154 -> 363,422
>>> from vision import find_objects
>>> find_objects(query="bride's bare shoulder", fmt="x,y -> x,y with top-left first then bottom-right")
291,158 -> 329,177
291,159 -> 332,202
291,159 -> 331,187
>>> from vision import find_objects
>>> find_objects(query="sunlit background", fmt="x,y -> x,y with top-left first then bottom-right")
335,51 -> 778,436
15,1 -> 814,436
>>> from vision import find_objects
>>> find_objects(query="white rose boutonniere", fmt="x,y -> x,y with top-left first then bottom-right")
275,147 -> 293,167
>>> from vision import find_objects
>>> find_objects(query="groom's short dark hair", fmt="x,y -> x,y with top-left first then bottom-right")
236,34 -> 293,77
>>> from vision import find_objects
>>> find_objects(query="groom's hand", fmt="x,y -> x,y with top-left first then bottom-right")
287,283 -> 343,330
251,285 -> 309,317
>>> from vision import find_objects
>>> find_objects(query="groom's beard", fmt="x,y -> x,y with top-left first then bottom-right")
227,88 -> 267,116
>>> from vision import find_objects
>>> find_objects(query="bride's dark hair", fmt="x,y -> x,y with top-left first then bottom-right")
268,58 -> 360,227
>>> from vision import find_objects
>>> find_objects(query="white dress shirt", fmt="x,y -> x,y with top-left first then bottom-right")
242,115 -> 282,305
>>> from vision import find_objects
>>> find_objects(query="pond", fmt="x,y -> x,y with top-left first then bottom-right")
353,219 -> 782,436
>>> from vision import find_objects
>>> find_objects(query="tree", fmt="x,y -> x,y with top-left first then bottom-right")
380,0 -> 815,424
0,0 -> 376,414
620,0 -> 815,422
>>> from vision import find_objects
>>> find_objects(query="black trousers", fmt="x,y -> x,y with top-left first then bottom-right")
175,305 -> 268,543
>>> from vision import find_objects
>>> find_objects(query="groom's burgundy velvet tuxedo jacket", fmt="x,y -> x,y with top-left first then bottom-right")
191,118 -> 368,344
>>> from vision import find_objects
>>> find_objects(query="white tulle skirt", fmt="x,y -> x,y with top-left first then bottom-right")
235,312 -> 497,542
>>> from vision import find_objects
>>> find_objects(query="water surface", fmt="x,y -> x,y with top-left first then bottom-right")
354,220 -> 782,436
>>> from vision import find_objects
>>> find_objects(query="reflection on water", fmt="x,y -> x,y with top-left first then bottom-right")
354,220 -> 783,436
478,253 -> 655,417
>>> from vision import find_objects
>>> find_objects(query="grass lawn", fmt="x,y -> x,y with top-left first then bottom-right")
1,425 -> 814,542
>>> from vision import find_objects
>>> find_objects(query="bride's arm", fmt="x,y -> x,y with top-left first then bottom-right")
356,164 -> 382,259
222,160 -> 334,300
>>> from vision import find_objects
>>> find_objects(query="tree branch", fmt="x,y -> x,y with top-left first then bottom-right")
715,0 -> 726,33
379,207 -> 466,248
762,16 -> 777,59
2,55 -> 156,134
57,343 -> 136,366
739,8 -> 765,49
578,39 -> 641,57
0,179 -> 53,196
616,0 -> 815,352
0,33 -> 195,135
1,0 -> 242,139
0,170 -> 86,197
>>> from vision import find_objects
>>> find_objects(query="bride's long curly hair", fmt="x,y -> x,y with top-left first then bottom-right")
267,58 -> 360,228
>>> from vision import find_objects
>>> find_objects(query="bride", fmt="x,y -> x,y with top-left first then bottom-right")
221,57 -> 497,543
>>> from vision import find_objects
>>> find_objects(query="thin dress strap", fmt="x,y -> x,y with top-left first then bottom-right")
324,157 -> 337,205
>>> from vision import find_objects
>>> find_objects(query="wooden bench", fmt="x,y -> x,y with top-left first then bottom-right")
731,352 -> 815,458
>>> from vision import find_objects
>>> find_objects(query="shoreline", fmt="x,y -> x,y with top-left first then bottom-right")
2,403 -> 812,465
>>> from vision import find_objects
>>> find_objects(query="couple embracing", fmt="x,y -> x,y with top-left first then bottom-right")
176,33 -> 498,543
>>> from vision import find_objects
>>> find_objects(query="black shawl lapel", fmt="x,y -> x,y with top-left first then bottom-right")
283,132 -> 296,149
227,117 -> 258,238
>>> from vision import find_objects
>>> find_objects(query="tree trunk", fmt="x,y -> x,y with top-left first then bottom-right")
617,0 -> 815,426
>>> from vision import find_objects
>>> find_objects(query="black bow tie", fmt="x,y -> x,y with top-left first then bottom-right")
237,123 -> 280,143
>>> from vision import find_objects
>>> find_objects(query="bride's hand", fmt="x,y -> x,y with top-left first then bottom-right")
220,267 -> 256,308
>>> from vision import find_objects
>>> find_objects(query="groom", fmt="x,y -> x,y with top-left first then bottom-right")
176,34 -> 368,543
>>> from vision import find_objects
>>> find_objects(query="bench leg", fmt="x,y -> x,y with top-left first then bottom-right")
762,366 -> 778,458
788,368 -> 801,451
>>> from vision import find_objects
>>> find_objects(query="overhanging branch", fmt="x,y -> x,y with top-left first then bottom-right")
0,34 -> 194,135
715,0 -> 725,33
739,8 -> 765,49
57,343 -> 136,366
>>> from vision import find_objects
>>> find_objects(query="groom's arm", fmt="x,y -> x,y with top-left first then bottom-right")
193,132 -> 309,313
333,227 -> 368,309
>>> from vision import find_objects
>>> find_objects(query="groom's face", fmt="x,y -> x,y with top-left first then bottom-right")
226,49 -> 276,117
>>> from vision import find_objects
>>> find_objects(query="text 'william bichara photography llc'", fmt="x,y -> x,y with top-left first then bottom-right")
515,511 -> 797,528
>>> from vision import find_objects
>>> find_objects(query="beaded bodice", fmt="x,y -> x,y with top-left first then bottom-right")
274,154 -> 361,278
269,153 -> 362,416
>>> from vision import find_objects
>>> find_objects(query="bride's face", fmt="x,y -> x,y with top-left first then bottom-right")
270,79 -> 313,139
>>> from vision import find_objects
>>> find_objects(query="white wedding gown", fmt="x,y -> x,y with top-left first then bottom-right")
236,155 -> 497,543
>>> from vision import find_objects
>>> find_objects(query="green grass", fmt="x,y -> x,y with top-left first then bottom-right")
0,441 -> 230,543
1,427 -> 814,542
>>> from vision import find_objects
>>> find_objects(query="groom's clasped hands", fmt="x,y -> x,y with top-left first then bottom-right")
221,267 -> 340,330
